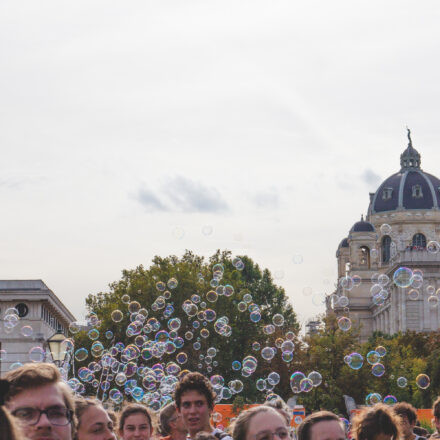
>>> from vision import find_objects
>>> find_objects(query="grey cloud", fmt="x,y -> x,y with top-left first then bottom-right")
252,190 -> 280,209
163,176 -> 229,213
135,177 -> 229,213
137,187 -> 168,212
362,169 -> 381,187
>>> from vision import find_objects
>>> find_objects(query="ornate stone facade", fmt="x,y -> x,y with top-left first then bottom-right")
328,132 -> 440,342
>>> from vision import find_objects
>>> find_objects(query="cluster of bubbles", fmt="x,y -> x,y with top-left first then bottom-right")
290,371 -> 322,393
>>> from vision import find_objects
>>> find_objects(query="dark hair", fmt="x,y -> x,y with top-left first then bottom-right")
297,411 -> 341,440
232,405 -> 285,440
393,402 -> 417,425
352,404 -> 400,440
433,397 -> 440,419
159,402 -> 177,436
119,403 -> 153,433
3,363 -> 77,437
174,372 -> 216,410
0,406 -> 25,440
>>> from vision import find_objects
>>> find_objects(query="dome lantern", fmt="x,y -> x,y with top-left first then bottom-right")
400,128 -> 421,171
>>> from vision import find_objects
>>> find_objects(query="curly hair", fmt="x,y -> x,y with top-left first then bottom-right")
174,372 -> 216,410
352,404 -> 401,440
393,402 -> 417,425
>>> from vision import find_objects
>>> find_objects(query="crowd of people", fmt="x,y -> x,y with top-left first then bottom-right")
1,362 -> 440,440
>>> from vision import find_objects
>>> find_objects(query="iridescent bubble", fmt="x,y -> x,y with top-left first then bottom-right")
206,291 -> 218,302
428,295 -> 439,307
371,363 -> 385,377
10,362 -> 23,370
75,348 -> 88,362
69,322 -> 81,334
21,325 -> 33,337
339,276 -> 354,291
263,325 -> 276,335
261,347 -> 275,361
366,392 -> 382,405
256,378 -> 267,391
176,352 -> 188,364
109,389 -> 123,404
29,346 -> 45,362
168,278 -> 178,289
268,372 -> 280,386
168,318 -> 181,331
281,340 -> 294,353
88,329 -> 99,340
115,372 -> 127,386
408,289 -> 420,300
292,254 -> 303,264
380,224 -> 392,235
121,294 -> 130,304
367,351 -> 380,365
378,274 -> 390,286
111,310 -> 123,322
383,395 -> 398,405
237,301 -> 247,312
230,380 -> 244,393
411,274 -> 424,288
416,374 -> 430,389
370,284 -> 382,296
290,371 -> 306,393
232,360 -> 241,370
427,285 -> 436,295
156,282 -> 166,292
243,293 -> 253,303
128,301 -> 141,314
210,375 -> 225,390
338,296 -> 349,307
308,371 -> 322,387
205,309 -> 216,322
282,351 -> 293,362
375,346 -> 387,357
348,352 -> 363,370
427,241 -> 440,254
393,267 -> 413,288
300,378 -> 313,392
250,311 -> 261,323
252,342 -> 261,351
224,285 -> 234,297
338,317 -> 351,332
272,314 -> 285,327
200,328 -> 210,338
397,377 -> 408,388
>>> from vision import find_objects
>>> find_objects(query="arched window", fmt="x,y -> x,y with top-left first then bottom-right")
360,246 -> 370,268
412,233 -> 426,248
382,236 -> 391,263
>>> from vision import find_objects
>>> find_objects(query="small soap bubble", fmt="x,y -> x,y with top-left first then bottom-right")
427,241 -> 440,254
0,349 -> 7,360
300,378 -> 313,392
272,314 -> 285,327
408,289 -> 420,300
128,301 -> 141,314
290,371 -> 305,393
308,371 -> 322,387
367,351 -> 380,365
338,317 -> 351,332
397,377 -> 408,388
383,395 -> 398,405
29,346 -> 45,362
371,363 -> 385,377
111,310 -> 123,322
69,322 -> 81,334
428,295 -> 439,307
206,291 -> 218,302
292,254 -> 303,264
121,294 -> 130,304
416,374 -> 430,389
348,352 -> 363,370
176,352 -> 188,364
75,348 -> 89,362
375,346 -> 387,357
380,224 -> 392,235
168,278 -> 178,289
172,227 -> 185,239
21,325 -> 33,337
268,372 -> 280,386
366,392 -> 382,405
261,347 -> 275,361
338,296 -> 350,307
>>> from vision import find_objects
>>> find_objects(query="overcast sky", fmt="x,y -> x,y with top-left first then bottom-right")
1,0 -> 440,327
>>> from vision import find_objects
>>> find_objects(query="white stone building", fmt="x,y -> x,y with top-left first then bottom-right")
0,280 -> 75,375
329,131 -> 440,342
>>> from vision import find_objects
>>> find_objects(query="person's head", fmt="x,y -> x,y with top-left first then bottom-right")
352,404 -> 400,440
297,411 -> 345,440
232,405 -> 290,440
432,397 -> 440,431
119,404 -> 153,440
159,402 -> 187,437
3,362 -> 76,440
174,372 -> 216,437
74,397 -> 116,440
393,403 -> 417,438
0,379 -> 25,440
265,397 -> 292,427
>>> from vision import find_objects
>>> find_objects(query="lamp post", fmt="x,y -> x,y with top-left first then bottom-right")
47,328 -> 67,367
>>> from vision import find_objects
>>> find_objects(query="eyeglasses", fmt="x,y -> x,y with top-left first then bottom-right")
255,428 -> 291,440
12,406 -> 73,426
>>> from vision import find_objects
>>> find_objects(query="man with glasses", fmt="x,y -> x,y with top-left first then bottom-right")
159,402 -> 188,440
2,362 -> 76,440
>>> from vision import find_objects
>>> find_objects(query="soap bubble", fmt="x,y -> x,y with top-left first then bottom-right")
371,363 -> 385,377
282,351 -> 293,362
168,278 -> 178,289
380,224 -> 392,235
256,379 -> 267,391
252,342 -> 261,351
272,314 -> 285,327
378,274 -> 390,286
29,346 -> 45,362
156,282 -> 166,292
176,352 -> 188,364
428,296 -> 439,307
206,291 -> 218,302
121,294 -> 130,303
69,322 -> 81,334
105,330 -> 113,339
383,395 -> 398,405
281,340 -> 294,353
340,276 -> 354,291
366,392 -> 382,405
261,347 -> 275,361
111,310 -> 123,322
338,317 -> 351,332
263,325 -> 275,335
268,372 -> 280,386
292,254 -> 303,264
411,274 -> 423,289
348,352 -> 363,370
290,371 -> 306,393
338,296 -> 349,307
393,267 -> 413,288
210,375 -> 225,389
21,325 -> 33,337
375,346 -> 387,357
300,378 -> 313,392
232,361 -> 241,370
367,351 -> 380,365
128,301 -> 141,314
230,380 -> 244,393
308,371 -> 322,387
416,374 -> 430,389
408,289 -> 420,300
88,329 -> 99,340
250,311 -> 261,323
75,348 -> 89,362
427,241 -> 440,254
397,377 -> 408,388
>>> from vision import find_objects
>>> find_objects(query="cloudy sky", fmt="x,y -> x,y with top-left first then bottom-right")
1,0 -> 440,327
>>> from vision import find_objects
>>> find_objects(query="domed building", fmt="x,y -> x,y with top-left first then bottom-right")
328,130 -> 440,341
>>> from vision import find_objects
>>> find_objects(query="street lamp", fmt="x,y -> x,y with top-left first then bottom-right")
47,328 -> 66,366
